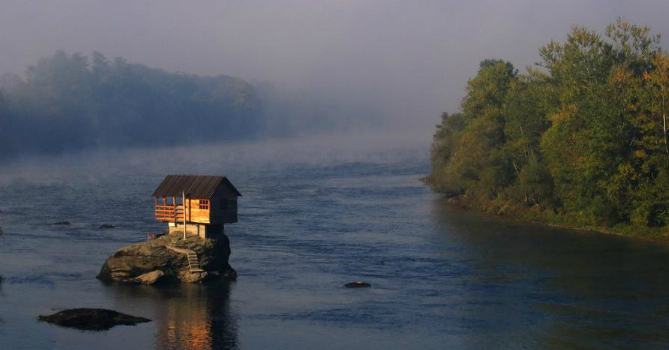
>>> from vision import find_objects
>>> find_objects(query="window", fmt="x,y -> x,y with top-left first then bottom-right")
198,199 -> 209,210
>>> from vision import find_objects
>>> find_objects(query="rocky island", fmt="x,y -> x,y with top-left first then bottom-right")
98,175 -> 243,284
97,234 -> 236,284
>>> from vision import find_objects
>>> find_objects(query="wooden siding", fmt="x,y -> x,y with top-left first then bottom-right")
187,199 -> 210,224
155,197 -> 237,224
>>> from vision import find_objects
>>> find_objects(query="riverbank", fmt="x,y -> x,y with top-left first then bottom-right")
441,194 -> 669,242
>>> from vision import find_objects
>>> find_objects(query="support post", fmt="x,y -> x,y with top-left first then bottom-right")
182,191 -> 187,240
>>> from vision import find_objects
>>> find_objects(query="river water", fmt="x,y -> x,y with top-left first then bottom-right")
1,133 -> 669,349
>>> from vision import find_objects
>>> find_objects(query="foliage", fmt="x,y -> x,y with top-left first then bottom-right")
0,51 -> 264,159
429,19 -> 669,236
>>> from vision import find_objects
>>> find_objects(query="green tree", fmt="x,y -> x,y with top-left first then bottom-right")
430,59 -> 517,198
429,19 -> 669,233
429,112 -> 466,193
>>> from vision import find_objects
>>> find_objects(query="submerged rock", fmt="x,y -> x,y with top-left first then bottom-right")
345,281 -> 371,288
97,234 -> 235,284
38,308 -> 151,331
50,221 -> 70,225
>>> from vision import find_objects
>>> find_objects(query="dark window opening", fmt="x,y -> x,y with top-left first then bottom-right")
199,199 -> 209,210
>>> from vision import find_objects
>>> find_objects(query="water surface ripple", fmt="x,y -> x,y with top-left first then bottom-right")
0,139 -> 668,349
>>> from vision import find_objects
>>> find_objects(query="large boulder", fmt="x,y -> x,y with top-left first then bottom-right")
97,234 -> 235,284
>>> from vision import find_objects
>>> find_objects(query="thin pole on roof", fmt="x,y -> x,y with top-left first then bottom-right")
182,191 -> 187,240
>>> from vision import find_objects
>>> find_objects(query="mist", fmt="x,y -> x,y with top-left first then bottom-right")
2,0 -> 669,149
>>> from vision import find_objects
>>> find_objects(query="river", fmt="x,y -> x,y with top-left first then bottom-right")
1,133 -> 669,349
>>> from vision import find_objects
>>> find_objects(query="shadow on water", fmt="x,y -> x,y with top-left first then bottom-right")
107,282 -> 238,350
431,197 -> 669,349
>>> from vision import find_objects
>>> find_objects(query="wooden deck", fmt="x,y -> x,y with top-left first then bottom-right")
155,204 -> 185,222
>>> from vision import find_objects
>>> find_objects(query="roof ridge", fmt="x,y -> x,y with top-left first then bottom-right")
151,175 -> 241,198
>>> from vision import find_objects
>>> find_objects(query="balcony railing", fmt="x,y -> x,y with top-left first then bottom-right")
155,204 -> 185,222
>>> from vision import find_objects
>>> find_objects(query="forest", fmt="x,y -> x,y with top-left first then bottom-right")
0,51 -> 266,159
428,19 -> 669,237
0,51 -> 367,160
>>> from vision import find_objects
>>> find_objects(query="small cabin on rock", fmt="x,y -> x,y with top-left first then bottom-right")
153,175 -> 241,239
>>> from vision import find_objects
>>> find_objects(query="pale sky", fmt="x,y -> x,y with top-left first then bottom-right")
1,0 -> 668,136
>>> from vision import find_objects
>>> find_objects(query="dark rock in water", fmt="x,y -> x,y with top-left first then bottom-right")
97,234 -> 236,284
345,281 -> 371,288
223,269 -> 238,281
99,224 -> 116,229
38,308 -> 151,331
51,221 -> 71,225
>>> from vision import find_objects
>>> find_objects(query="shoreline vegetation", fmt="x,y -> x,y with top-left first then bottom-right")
427,190 -> 669,241
427,19 -> 669,241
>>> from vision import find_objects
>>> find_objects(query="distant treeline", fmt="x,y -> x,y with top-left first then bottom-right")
0,51 -> 373,160
428,20 -> 669,235
0,51 -> 267,158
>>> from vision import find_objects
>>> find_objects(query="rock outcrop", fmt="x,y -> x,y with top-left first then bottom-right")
39,308 -> 151,331
97,234 -> 236,284
134,270 -> 166,284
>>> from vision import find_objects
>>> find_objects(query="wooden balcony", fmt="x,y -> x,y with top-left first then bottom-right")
155,204 -> 185,222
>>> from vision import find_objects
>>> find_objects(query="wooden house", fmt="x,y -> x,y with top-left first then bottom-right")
152,175 -> 241,239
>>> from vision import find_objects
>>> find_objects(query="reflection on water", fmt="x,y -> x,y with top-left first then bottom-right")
432,198 -> 669,349
111,283 -> 238,350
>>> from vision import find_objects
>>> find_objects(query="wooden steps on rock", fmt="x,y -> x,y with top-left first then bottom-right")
186,252 -> 202,272
166,245 -> 204,273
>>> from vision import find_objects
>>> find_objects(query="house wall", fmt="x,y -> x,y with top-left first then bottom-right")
183,197 -> 237,225
186,199 -> 211,224
210,192 -> 238,224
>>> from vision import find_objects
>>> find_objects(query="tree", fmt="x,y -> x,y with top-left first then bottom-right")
429,19 -> 669,231
0,51 -> 267,159
429,112 -> 466,192
429,59 -> 517,198
641,53 -> 669,156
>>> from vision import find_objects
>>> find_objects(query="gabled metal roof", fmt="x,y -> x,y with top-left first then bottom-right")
152,175 -> 242,199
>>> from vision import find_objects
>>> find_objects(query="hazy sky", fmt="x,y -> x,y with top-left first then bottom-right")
2,0 -> 669,136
